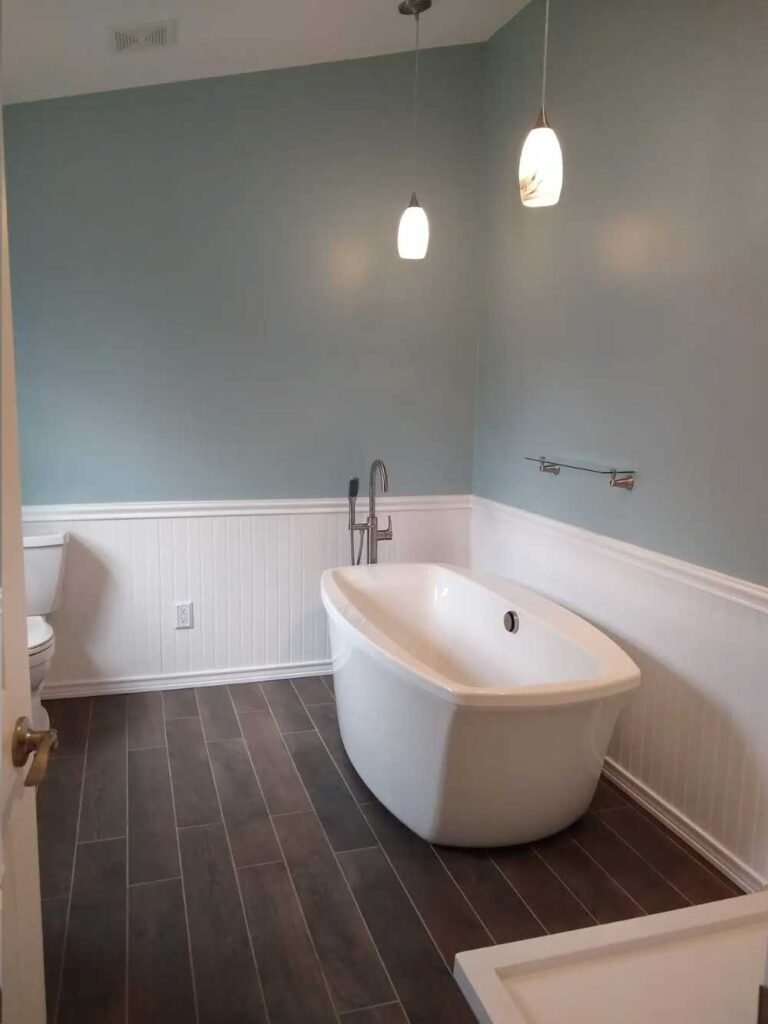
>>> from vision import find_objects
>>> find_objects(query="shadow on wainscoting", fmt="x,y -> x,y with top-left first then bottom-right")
606,638 -> 762,888
47,535 -> 112,686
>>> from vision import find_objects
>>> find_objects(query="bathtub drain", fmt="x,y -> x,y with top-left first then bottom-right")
504,611 -> 520,634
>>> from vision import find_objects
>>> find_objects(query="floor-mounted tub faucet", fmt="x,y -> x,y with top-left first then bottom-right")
348,460 -> 393,565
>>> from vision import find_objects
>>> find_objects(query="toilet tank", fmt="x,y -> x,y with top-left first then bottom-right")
23,533 -> 69,616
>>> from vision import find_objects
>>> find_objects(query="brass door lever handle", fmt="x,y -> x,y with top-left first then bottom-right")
12,717 -> 58,787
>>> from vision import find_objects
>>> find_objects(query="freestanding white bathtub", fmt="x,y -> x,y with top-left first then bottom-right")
321,563 -> 641,847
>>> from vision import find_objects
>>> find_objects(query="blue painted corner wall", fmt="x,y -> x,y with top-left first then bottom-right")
475,0 -> 768,584
7,0 -> 768,583
5,45 -> 483,503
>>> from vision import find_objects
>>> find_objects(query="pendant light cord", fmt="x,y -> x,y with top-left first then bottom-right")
413,13 -> 421,162
541,0 -> 550,113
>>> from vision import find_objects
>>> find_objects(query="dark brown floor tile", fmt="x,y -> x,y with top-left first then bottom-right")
128,879 -> 196,1024
308,703 -> 373,804
79,706 -> 127,843
239,861 -> 337,1023
196,686 -> 240,741
58,838 -> 127,1024
207,738 -> 280,866
37,755 -> 84,899
45,697 -> 91,757
90,694 -> 127,727
570,812 -> 688,914
534,831 -> 642,924
128,747 -> 180,884
339,848 -> 475,1024
166,716 -> 221,828
42,895 -> 68,1021
262,679 -> 314,732
590,776 -> 629,812
179,824 -> 266,1024
435,846 -> 545,943
228,681 -> 267,713
291,676 -> 334,707
127,692 -> 165,750
239,710 -> 310,815
274,811 -> 394,1013
362,801 -> 490,961
342,1005 -> 408,1024
599,805 -> 738,903
323,675 -> 335,697
286,730 -> 374,852
760,986 -> 768,1024
162,688 -> 199,719
634,802 -> 743,894
493,845 -> 595,933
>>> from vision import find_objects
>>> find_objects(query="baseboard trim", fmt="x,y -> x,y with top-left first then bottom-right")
604,758 -> 765,894
41,660 -> 333,699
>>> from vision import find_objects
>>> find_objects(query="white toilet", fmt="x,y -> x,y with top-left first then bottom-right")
23,533 -> 68,730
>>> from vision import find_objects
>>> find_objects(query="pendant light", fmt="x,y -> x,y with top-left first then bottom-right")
519,0 -> 563,208
397,0 -> 431,259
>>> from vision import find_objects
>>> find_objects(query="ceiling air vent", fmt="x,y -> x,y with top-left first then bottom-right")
111,20 -> 178,54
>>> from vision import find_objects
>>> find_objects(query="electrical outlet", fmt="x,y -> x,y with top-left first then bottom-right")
175,601 -> 193,629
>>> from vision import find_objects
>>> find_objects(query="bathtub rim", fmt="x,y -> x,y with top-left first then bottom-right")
321,563 -> 640,709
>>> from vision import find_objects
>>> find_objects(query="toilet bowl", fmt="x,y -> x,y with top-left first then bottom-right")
28,615 -> 55,730
23,533 -> 68,729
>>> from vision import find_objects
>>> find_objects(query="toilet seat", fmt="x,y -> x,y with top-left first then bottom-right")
27,615 -> 54,658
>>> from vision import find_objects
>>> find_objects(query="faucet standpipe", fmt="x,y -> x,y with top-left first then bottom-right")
348,461 -> 393,565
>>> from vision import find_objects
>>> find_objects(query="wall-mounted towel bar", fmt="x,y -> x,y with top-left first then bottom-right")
525,456 -> 636,491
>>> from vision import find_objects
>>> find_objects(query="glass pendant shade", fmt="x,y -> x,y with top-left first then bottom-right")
519,113 -> 563,208
398,193 -> 430,259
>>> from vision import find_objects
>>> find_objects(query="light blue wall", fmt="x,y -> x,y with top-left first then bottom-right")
475,0 -> 768,583
5,46 -> 483,503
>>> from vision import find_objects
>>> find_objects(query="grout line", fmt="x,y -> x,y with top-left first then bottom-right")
426,842 -> 496,948
555,836 -> 646,917
76,834 -> 127,846
161,689 -> 201,1024
531,846 -> 600,925
279,727 -> 318,736
571,818 -> 684,911
357,814 -> 478,978
204,687 -> 274,1024
338,1001 -> 403,1018
618,799 -> 742,891
596,810 -> 694,905
128,875 -> 183,888
486,853 -> 550,936
176,820 -> 225,831
305,705 -> 371,809
332,844 -> 381,855
50,697 -> 94,1024
249,694 -> 343,1022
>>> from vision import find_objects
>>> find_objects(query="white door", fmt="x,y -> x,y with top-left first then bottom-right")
0,6 -> 48,1014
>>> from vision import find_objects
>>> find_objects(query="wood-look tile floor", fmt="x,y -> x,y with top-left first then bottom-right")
39,679 -> 742,1024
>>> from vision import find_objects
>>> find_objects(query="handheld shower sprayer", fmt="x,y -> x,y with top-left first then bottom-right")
348,477 -> 363,565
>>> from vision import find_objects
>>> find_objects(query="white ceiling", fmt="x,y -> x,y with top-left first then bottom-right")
2,0 -> 528,105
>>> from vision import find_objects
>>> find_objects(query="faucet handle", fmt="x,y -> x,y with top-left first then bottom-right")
378,515 -> 393,541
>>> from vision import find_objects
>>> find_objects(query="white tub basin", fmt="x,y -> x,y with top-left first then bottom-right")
321,563 -> 640,846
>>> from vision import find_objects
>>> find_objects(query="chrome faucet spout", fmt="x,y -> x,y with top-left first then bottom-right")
369,459 -> 389,508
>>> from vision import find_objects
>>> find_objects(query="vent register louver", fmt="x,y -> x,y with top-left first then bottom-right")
111,20 -> 177,53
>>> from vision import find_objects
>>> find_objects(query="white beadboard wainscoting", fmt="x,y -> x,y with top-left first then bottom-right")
471,497 -> 768,892
23,495 -> 470,697
24,492 -> 768,891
